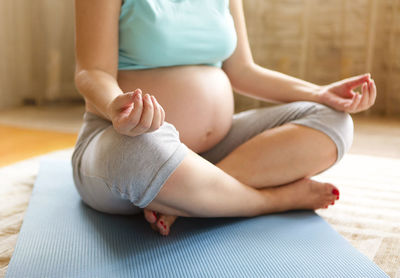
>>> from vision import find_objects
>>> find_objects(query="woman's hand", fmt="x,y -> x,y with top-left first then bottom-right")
318,73 -> 377,114
107,88 -> 166,137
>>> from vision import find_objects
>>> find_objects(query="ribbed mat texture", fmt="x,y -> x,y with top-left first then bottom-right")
6,159 -> 388,278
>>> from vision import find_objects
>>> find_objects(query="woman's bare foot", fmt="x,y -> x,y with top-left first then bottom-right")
143,177 -> 339,235
143,208 -> 178,236
265,177 -> 340,212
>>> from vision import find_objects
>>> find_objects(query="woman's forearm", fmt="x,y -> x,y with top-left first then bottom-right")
75,69 -> 124,121
232,63 -> 322,104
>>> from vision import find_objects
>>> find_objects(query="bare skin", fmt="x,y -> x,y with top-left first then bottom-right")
107,65 -> 338,235
74,0 -> 377,236
144,177 -> 340,236
142,123 -> 340,236
137,72 -> 376,235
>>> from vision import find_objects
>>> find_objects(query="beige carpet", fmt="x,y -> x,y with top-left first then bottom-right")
0,149 -> 399,277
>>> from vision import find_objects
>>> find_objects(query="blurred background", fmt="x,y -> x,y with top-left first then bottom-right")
0,0 -> 399,164
0,0 -> 399,115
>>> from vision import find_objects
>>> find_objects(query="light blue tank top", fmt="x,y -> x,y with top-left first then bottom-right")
118,0 -> 237,70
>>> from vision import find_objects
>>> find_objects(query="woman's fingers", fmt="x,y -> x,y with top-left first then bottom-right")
343,79 -> 377,113
113,91 -> 135,114
111,88 -> 165,137
124,89 -> 143,127
323,74 -> 377,114
359,82 -> 370,110
114,90 -> 141,136
154,97 -> 165,127
160,103 -> 165,126
347,93 -> 362,112
112,91 -> 138,134
342,73 -> 370,90
133,93 -> 154,134
148,95 -> 162,131
369,79 -> 377,106
344,93 -> 357,108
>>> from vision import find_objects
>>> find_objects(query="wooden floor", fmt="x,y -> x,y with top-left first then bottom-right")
0,104 -> 84,167
0,103 -> 399,167
0,125 -> 78,167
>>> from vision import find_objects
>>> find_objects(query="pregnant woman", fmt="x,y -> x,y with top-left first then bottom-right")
72,0 -> 377,236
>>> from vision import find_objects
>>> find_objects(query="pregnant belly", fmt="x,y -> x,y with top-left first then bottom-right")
116,65 -> 234,153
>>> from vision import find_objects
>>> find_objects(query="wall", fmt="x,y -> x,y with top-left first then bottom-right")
0,0 -> 399,116
0,0 -> 78,109
240,0 -> 400,116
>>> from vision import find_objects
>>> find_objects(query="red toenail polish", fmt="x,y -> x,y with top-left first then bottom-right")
332,189 -> 339,196
163,225 -> 167,229
331,202 -> 334,205
336,196 -> 339,200
153,212 -> 157,218
324,206 -> 328,208
160,220 -> 164,225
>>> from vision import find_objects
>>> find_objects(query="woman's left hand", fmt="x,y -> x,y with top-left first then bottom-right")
318,73 -> 377,114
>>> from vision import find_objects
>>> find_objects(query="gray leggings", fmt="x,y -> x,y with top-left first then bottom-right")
71,101 -> 353,215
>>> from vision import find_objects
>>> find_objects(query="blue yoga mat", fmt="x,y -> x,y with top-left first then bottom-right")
6,159 -> 388,278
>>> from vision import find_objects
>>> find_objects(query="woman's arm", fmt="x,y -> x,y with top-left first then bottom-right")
74,0 -> 123,120
222,0 -> 373,108
226,63 -> 321,104
222,0 -> 321,104
74,0 -> 165,136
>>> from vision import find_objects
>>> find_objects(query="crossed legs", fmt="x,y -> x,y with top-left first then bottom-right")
216,123 -> 337,188
145,123 -> 344,234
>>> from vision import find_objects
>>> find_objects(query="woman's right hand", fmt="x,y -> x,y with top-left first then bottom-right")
107,88 -> 165,137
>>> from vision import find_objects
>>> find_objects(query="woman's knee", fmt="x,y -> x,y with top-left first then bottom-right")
314,103 -> 354,164
82,122 -> 189,209
72,113 -> 191,214
291,101 -> 354,162
315,103 -> 353,152
338,112 -> 354,155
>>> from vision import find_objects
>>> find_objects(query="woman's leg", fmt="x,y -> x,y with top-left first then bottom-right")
203,101 -> 354,188
148,101 -> 352,234
216,123 -> 337,188
73,112 -> 335,224
145,147 -> 339,217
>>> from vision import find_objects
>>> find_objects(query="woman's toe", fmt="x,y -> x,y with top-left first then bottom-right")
157,218 -> 169,235
157,215 -> 178,236
143,208 -> 157,224
325,183 -> 340,199
331,186 -> 340,200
